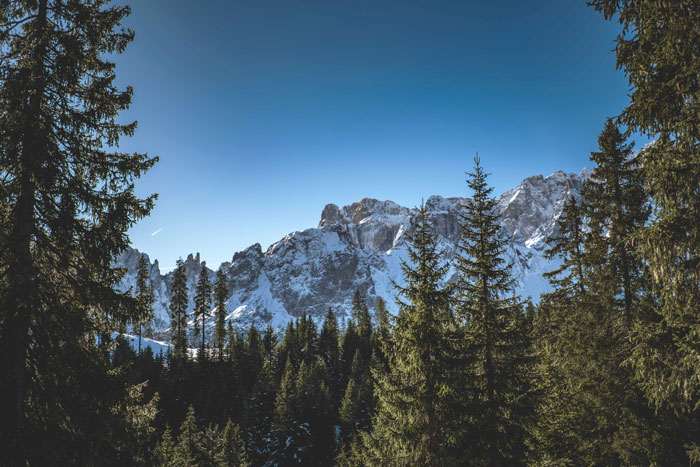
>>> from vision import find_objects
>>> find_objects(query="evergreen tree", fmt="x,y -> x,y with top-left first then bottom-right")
352,289 -> 372,346
533,122 -> 687,465
134,254 -> 155,354
365,203 -> 460,466
213,269 -> 229,360
194,266 -> 213,357
170,258 -> 189,359
0,0 -> 157,461
152,426 -> 176,466
318,307 -> 343,408
588,0 -> 700,421
584,119 -> 649,326
217,419 -> 248,466
455,156 -> 532,465
246,361 -> 277,465
374,297 -> 391,372
272,359 -> 334,465
339,350 -> 374,446
242,325 -> 265,394
112,382 -> 159,466
340,319 -> 360,391
173,406 -> 213,466
262,324 -> 278,365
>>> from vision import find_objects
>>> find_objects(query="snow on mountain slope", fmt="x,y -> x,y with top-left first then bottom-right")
115,169 -> 589,336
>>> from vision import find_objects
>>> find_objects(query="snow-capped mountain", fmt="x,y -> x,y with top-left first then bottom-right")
115,169 -> 589,334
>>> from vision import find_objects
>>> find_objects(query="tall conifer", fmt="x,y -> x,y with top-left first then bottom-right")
365,203 -> 460,466
170,259 -> 189,359
588,0 -> 700,421
455,156 -> 532,464
0,0 -> 157,460
213,269 -> 229,360
134,255 -> 155,354
194,266 -> 212,357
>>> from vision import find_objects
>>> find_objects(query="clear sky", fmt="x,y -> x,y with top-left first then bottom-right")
114,0 -> 635,271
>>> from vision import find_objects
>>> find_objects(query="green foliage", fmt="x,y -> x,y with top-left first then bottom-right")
152,425 -> 176,466
112,382 -> 160,466
213,269 -> 229,359
134,255 -> 155,350
339,350 -> 374,446
170,259 -> 190,359
0,0 -> 157,461
588,0 -> 700,418
272,359 -> 334,465
455,155 -> 533,465
319,308 -> 343,408
217,419 -> 249,466
194,267 -> 213,356
173,406 -> 217,466
531,122 -> 691,465
365,203 -> 460,466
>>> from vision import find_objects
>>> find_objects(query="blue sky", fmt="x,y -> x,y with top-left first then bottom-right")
114,0 -> 634,270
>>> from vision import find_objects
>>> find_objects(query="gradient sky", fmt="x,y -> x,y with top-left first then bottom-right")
113,0 -> 637,271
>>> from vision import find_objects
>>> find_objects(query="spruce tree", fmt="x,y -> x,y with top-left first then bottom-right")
318,307 -> 343,408
173,406 -> 212,466
455,156 -> 532,465
373,296 -> 391,373
194,266 -> 213,357
213,269 -> 229,360
246,361 -> 277,464
588,0 -> 700,419
272,358 -> 334,465
217,419 -> 248,466
365,203 -> 460,466
339,350 -> 374,447
170,259 -> 189,359
533,122 -> 687,465
0,0 -> 157,461
584,119 -> 649,326
152,426 -> 176,466
134,255 -> 155,354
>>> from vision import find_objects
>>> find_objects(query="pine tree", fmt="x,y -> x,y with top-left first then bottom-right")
455,155 -> 532,465
170,259 -> 189,359
365,203 -> 460,466
0,1 -> 157,461
134,255 -> 155,354
213,269 -> 229,360
588,0 -> 700,421
194,266 -> 212,357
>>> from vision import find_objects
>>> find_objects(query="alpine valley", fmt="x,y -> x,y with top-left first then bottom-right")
116,168 -> 591,336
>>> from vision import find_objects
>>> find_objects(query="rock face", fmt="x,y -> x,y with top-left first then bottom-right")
116,169 -> 590,334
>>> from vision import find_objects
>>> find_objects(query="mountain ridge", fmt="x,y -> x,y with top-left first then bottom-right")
116,168 -> 590,336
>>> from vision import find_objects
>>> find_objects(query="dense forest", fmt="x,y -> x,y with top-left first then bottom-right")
1,0 -> 700,465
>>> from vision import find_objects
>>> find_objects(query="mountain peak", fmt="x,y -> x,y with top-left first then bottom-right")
117,168 -> 591,334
